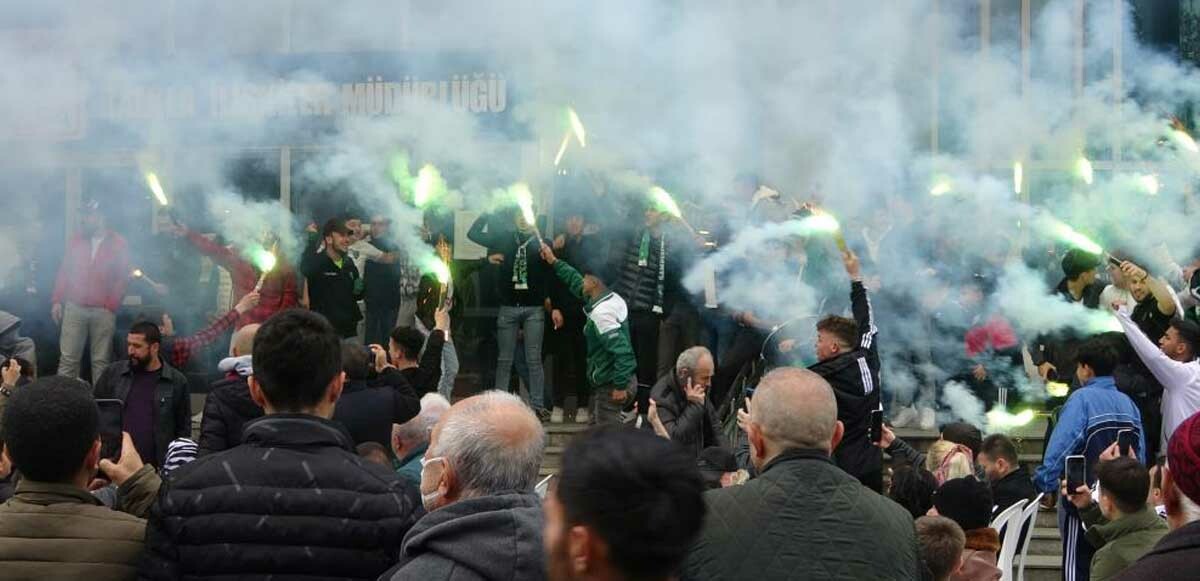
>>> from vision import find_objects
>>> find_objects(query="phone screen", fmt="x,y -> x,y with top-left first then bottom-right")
1065,455 -> 1087,491
1118,430 -> 1135,457
870,410 -> 884,444
96,399 -> 124,461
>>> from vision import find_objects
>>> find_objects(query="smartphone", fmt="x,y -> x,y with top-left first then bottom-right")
1065,455 -> 1087,491
1107,254 -> 1123,268
96,399 -> 124,461
1118,429 -> 1135,457
634,383 -> 652,415
870,409 -> 884,444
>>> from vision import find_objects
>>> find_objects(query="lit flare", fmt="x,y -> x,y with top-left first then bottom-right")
146,173 -> 169,206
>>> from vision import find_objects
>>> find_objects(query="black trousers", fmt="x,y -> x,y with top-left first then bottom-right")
365,305 -> 399,347
628,310 -> 661,387
550,312 -> 590,408
711,325 -> 767,409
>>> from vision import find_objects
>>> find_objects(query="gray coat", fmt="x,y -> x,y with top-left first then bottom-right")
384,492 -> 547,581
0,311 -> 35,367
92,359 -> 190,468
650,371 -> 722,458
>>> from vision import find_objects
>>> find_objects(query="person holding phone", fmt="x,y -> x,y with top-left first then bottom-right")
648,347 -> 722,458
1035,338 -> 1146,581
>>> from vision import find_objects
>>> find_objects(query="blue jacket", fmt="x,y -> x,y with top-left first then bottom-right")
1035,376 -> 1145,494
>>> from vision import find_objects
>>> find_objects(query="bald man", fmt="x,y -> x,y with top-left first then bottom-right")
197,323 -> 264,455
683,368 -> 921,581
382,391 -> 548,581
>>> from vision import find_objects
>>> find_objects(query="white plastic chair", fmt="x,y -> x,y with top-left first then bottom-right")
992,499 -> 1028,581
1015,492 -> 1046,581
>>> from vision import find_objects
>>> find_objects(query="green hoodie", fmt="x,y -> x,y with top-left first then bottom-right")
552,261 -> 636,390
1081,503 -> 1169,581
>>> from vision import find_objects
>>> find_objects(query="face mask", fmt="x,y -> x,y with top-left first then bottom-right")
420,456 -> 446,510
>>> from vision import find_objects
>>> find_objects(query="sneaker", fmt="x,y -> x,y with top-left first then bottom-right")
536,408 -> 553,423
550,407 -> 564,424
891,406 -> 917,428
918,406 -> 937,431
574,407 -> 590,424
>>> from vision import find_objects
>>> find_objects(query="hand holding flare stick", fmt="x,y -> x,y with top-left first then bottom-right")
253,243 -> 278,292
649,186 -> 700,238
511,183 -> 546,249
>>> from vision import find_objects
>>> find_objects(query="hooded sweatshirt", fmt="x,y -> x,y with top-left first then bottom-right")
383,492 -> 547,581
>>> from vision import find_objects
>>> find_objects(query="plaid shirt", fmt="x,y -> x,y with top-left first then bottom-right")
185,231 -> 297,328
167,309 -> 239,370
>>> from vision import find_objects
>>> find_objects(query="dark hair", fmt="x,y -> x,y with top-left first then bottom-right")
916,516 -> 966,581
129,321 -> 162,345
322,218 -> 349,238
941,422 -> 983,460
1,376 -> 97,482
816,315 -> 857,348
1098,457 -> 1151,514
1169,319 -> 1200,359
979,434 -> 1019,466
889,464 -> 938,518
557,425 -> 705,579
341,339 -> 370,380
252,309 -> 342,412
1062,248 -> 1102,280
1076,338 -> 1119,377
389,326 -> 426,361
932,477 -> 994,531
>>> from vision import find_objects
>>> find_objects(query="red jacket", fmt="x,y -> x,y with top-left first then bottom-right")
51,231 -> 131,313
185,231 -> 297,328
964,316 -> 1019,358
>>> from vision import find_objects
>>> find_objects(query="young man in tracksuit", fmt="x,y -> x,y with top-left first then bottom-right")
301,219 -> 364,339
809,249 -> 884,492
540,244 -> 637,425
1035,338 -> 1146,581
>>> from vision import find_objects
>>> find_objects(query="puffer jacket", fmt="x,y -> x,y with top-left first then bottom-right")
809,280 -> 883,491
196,374 -> 262,456
682,448 -> 920,581
138,414 -> 420,580
382,492 -> 547,581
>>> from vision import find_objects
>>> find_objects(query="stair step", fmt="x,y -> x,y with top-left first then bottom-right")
1013,554 -> 1062,581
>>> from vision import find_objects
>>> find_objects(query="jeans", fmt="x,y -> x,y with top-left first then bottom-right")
57,302 -> 116,383
438,339 -> 460,399
591,385 -> 628,425
550,312 -> 590,409
495,306 -> 546,410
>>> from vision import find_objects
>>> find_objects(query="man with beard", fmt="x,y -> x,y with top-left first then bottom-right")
92,321 -> 190,469
302,218 -> 365,339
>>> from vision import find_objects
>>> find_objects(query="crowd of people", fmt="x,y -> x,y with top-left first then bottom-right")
1,175 -> 1200,580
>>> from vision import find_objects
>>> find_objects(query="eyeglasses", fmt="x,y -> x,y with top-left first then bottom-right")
419,456 -> 446,468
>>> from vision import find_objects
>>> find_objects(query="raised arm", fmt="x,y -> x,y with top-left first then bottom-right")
1121,261 -> 1177,316
1115,308 -> 1195,390
543,246 -> 585,300
844,250 -> 878,352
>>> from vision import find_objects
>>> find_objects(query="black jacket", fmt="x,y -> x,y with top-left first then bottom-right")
301,236 -> 364,338
138,414 -> 420,580
650,371 -> 722,458
682,448 -> 920,581
92,359 -> 191,469
332,378 -> 420,450
1032,278 -> 1106,384
991,466 -> 1036,515
1113,520 -> 1200,580
808,280 -> 883,490
197,375 -> 263,456
611,227 -> 685,315
387,329 -> 446,396
382,492 -> 547,581
467,214 -> 551,308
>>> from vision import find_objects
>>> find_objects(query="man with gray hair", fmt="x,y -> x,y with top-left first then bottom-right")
383,390 -> 547,580
392,393 -> 452,486
650,346 -> 722,457
683,367 -> 921,580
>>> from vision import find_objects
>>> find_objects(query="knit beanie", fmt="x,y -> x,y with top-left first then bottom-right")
933,477 -> 994,531
1168,411 -> 1200,505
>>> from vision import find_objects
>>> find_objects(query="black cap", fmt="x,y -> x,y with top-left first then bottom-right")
940,422 -> 983,459
932,477 -> 993,531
